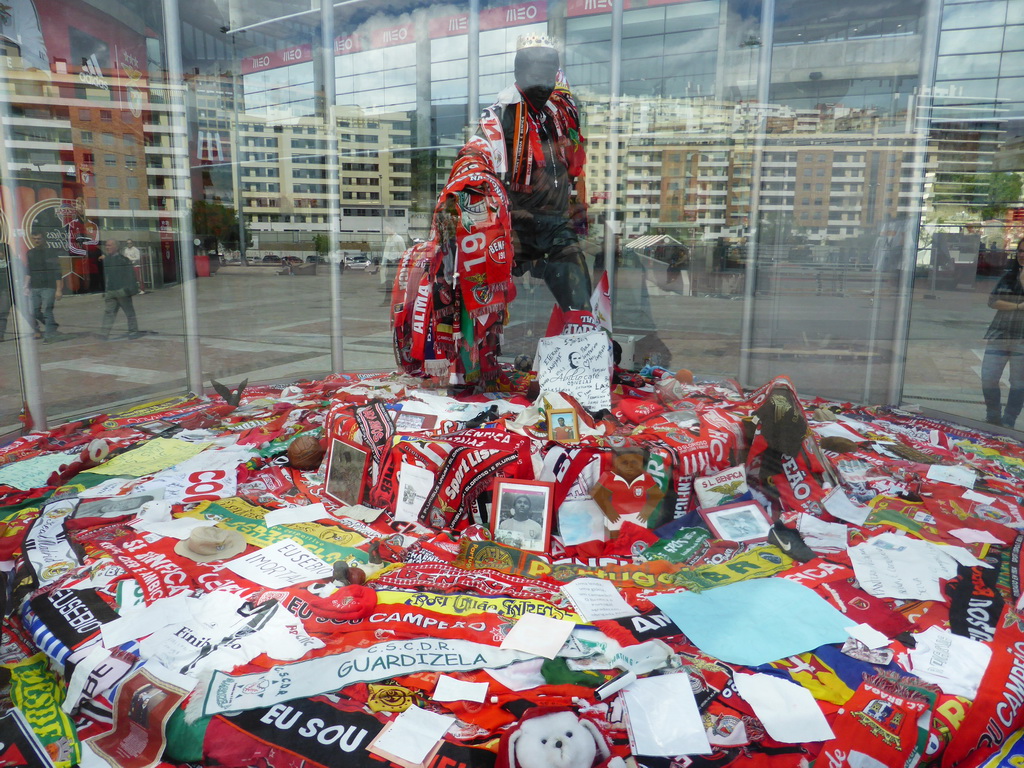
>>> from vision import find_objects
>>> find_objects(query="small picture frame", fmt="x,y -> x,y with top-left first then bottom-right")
490,479 -> 555,553
547,408 -> 579,443
700,500 -> 772,543
324,438 -> 371,507
394,409 -> 438,432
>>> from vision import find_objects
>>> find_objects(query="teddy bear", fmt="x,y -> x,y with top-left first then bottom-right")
497,708 -> 626,768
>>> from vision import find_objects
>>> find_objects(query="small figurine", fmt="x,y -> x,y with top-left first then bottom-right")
590,447 -> 664,537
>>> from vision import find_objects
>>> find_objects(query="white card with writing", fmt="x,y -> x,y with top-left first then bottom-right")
394,462 -> 435,523
536,331 -> 611,412
561,577 -> 638,622
226,539 -> 332,588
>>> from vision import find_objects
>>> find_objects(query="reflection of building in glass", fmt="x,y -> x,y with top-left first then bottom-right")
0,0 -> 179,289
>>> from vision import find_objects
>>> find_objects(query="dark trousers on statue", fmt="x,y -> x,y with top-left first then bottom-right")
981,338 -> 1024,428
101,294 -> 138,338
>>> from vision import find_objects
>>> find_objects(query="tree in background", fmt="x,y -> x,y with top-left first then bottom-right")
312,233 -> 329,262
193,200 -> 239,251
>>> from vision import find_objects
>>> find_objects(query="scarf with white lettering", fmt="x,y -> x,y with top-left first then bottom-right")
190,638 -> 533,720
816,673 -> 934,768
369,561 -> 565,605
419,446 -> 519,531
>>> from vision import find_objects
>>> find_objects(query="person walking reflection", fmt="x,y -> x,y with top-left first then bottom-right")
26,230 -> 65,343
99,238 -> 141,340
981,239 -> 1024,428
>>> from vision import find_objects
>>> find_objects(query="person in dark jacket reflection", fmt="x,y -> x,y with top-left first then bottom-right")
99,238 -> 140,340
982,239 -> 1024,428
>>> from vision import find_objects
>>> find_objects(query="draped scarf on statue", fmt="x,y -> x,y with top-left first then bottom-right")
391,71 -> 585,386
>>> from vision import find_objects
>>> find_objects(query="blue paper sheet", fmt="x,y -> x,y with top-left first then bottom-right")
650,577 -> 851,666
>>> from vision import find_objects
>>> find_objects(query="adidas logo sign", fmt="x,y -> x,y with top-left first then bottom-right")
79,54 -> 109,91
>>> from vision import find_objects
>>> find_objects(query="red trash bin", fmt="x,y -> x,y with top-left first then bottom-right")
195,253 -> 210,277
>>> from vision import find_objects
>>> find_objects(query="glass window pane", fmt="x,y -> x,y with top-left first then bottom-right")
942,1 -> 1006,29
936,53 -> 1002,78
939,27 -> 1002,54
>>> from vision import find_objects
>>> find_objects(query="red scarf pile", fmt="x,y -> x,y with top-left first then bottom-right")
391,141 -> 514,385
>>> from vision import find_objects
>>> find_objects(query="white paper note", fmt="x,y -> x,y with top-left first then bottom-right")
845,623 -> 891,650
264,503 -> 330,527
622,673 -> 712,756
848,533 -> 958,601
796,513 -> 849,552
733,673 -> 834,743
963,489 -> 997,504
933,543 -> 991,568
949,527 -> 1005,545
433,675 -> 489,703
500,613 -> 575,659
131,516 -> 217,540
484,659 -> 547,691
926,464 -> 976,489
561,578 -> 638,622
334,504 -> 386,522
373,705 -> 455,765
822,488 -> 870,526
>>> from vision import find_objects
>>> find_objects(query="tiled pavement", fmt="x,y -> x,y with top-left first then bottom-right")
0,262 -> 1006,435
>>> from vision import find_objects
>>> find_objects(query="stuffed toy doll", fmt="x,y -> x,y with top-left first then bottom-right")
590,447 -> 665,538
496,708 -> 626,768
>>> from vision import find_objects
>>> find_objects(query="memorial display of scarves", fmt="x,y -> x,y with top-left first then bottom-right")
391,138 -> 514,386
391,72 -> 585,386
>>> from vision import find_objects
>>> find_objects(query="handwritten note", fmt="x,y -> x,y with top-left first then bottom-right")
0,452 -> 79,490
226,539 -> 332,588
848,533 -> 957,601
536,331 -> 611,411
85,438 -> 208,477
561,578 -> 637,622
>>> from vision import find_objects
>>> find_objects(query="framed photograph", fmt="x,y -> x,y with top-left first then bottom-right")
490,479 -> 555,553
324,438 -> 371,507
394,409 -> 438,433
547,408 -> 580,443
699,500 -> 772,543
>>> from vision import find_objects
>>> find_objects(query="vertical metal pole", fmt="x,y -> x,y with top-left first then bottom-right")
737,0 -> 774,388
467,0 -> 480,135
232,52 -> 247,265
161,0 -> 204,394
322,0 -> 344,371
602,0 -> 624,303
225,0 -> 244,266
0,57 -> 46,430
887,0 -> 941,404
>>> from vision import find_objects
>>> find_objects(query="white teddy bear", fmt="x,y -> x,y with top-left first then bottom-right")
500,709 -> 626,768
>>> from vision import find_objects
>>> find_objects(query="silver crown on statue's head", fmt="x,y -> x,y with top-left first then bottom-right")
516,32 -> 558,51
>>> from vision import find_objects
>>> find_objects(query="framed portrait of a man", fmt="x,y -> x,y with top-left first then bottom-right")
324,438 -> 370,507
490,479 -> 554,553
699,501 -> 771,544
547,408 -> 579,443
